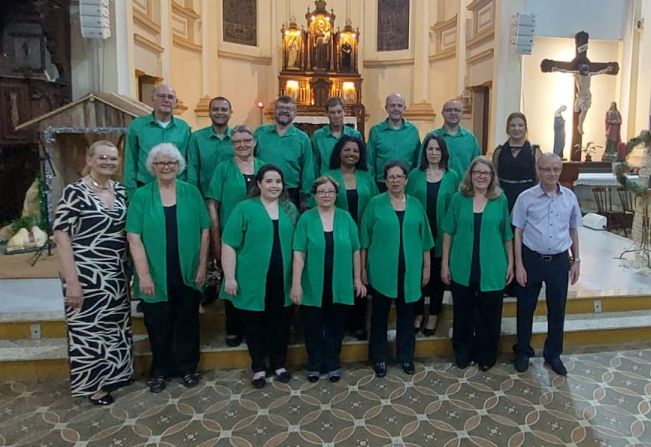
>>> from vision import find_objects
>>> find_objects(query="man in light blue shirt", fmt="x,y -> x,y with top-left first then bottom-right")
511,153 -> 582,376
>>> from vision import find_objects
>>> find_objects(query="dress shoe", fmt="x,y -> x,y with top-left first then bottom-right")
251,375 -> 266,389
148,377 -> 166,393
328,370 -> 342,383
422,327 -> 435,337
545,358 -> 568,376
455,359 -> 470,369
182,373 -> 199,388
401,362 -> 415,375
514,356 -> 529,373
373,361 -> 387,378
88,392 -> 114,406
274,369 -> 292,383
307,372 -> 320,383
225,334 -> 243,347
478,363 -> 492,372
354,329 -> 368,341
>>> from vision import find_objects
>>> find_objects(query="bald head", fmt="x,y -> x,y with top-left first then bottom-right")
385,93 -> 406,125
536,152 -> 562,168
441,99 -> 463,129
152,84 -> 177,119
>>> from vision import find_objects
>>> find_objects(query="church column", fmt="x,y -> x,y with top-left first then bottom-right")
404,0 -> 435,134
106,1 -> 135,96
456,0 -> 467,97
489,0 -> 524,150
160,1 -> 172,82
194,0 -> 219,123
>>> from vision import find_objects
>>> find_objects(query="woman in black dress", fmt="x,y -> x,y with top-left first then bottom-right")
53,140 -> 133,406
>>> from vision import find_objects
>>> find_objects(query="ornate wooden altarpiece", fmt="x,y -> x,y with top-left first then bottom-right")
276,0 -> 365,136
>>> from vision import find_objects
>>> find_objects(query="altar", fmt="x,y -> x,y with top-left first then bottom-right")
573,172 -> 638,213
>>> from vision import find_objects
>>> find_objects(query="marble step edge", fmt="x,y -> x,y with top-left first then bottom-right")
1,310 -> 650,363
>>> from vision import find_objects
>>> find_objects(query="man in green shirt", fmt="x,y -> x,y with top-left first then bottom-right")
367,93 -> 421,191
123,84 -> 191,197
254,96 -> 314,209
425,99 -> 481,179
186,96 -> 234,196
312,97 -> 363,175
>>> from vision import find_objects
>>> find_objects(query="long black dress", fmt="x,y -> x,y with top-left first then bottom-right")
53,180 -> 133,396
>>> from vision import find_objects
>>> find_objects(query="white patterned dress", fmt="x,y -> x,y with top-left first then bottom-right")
53,180 -> 133,396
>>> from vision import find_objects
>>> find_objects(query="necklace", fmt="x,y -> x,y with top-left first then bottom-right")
88,175 -> 111,190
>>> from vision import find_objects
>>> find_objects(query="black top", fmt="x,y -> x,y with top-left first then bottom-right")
323,231 -> 334,303
396,210 -> 406,297
426,180 -> 441,240
498,141 -> 536,212
346,189 -> 359,224
267,219 -> 284,288
469,212 -> 482,283
164,205 -> 182,284
243,174 -> 255,193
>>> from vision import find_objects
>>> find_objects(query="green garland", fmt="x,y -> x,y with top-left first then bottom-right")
613,130 -> 651,198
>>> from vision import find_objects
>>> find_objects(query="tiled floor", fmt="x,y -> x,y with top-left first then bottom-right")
1,349 -> 650,447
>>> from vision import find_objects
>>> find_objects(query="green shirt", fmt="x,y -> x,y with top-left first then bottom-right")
293,208 -> 360,306
406,168 -> 459,257
220,198 -> 297,311
326,169 -> 378,223
205,157 -> 265,230
125,180 -> 211,303
442,192 -> 513,291
311,125 -> 363,175
186,126 -> 234,196
426,127 -> 481,178
360,193 -> 434,302
123,113 -> 192,197
254,124 -> 315,202
367,119 -> 421,182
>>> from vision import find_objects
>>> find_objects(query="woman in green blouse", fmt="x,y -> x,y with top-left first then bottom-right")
206,125 -> 264,348
441,156 -> 513,371
407,135 -> 459,337
126,143 -> 211,393
220,164 -> 298,388
361,161 -> 435,378
326,135 -> 378,340
291,176 -> 366,383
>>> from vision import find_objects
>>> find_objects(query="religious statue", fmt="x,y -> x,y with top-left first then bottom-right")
287,33 -> 301,69
604,101 -> 622,159
553,105 -> 567,158
551,63 -> 615,134
313,17 -> 331,70
341,41 -> 352,71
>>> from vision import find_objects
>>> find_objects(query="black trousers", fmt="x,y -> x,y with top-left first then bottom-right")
369,289 -> 415,363
223,299 -> 243,337
413,255 -> 445,316
345,297 -> 367,334
142,281 -> 201,378
514,245 -> 570,361
450,281 -> 503,367
240,285 -> 292,373
301,292 -> 347,373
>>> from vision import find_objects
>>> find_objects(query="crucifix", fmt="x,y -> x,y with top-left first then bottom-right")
541,31 -> 619,161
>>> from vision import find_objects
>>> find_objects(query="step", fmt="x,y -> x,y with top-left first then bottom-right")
2,290 -> 650,340
2,310 -> 650,381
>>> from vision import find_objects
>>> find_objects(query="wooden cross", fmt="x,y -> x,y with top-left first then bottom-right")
541,31 -> 619,161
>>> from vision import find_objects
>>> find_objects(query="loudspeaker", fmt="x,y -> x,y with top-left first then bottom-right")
582,213 -> 607,230
511,13 -> 536,55
80,0 -> 110,39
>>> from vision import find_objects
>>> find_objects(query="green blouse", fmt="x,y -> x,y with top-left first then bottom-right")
406,168 -> 459,257
293,208 -> 360,307
220,198 -> 296,311
360,193 -> 435,302
442,192 -> 513,292
205,157 -> 265,230
325,169 -> 379,223
125,180 -> 211,303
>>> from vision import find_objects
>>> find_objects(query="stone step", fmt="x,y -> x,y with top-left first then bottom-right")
1,309 -> 650,381
1,290 -> 649,340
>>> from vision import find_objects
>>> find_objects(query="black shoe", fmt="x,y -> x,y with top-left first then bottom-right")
373,361 -> 387,378
422,328 -> 435,337
274,369 -> 292,383
478,363 -> 492,372
354,329 -> 368,341
455,359 -> 470,369
307,372 -> 320,383
182,373 -> 199,388
225,335 -> 243,347
148,377 -> 166,393
545,358 -> 568,376
328,370 -> 341,383
401,362 -> 415,375
88,392 -> 114,406
251,375 -> 266,389
514,356 -> 529,373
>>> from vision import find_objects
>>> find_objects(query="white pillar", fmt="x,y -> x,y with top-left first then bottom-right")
160,0 -> 171,83
456,0 -> 467,96
113,0 -> 135,96
413,0 -> 430,102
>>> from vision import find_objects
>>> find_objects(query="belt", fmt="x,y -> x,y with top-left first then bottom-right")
499,178 -> 534,185
523,245 -> 567,262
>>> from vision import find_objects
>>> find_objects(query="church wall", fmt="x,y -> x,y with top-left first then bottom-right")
521,37 -> 620,160
632,0 -> 651,133
361,66 -> 414,135
429,58 -> 459,129
169,46 -> 202,127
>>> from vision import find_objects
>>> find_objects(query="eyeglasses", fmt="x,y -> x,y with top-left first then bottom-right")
94,154 -> 119,161
154,161 -> 179,167
443,108 -> 463,113
471,170 -> 492,177
276,105 -> 296,111
155,93 -> 176,100
232,138 -> 254,145
539,167 -> 562,173
386,175 -> 406,182
316,190 -> 337,196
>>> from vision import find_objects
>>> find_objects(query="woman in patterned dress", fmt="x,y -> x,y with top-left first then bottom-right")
53,140 -> 133,406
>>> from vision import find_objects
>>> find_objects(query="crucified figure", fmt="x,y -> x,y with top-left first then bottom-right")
551,63 -> 615,134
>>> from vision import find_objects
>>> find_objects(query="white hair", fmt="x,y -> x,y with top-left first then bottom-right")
145,142 -> 186,175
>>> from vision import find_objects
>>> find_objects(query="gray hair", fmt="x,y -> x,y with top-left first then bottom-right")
232,124 -> 255,138
146,142 -> 186,175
